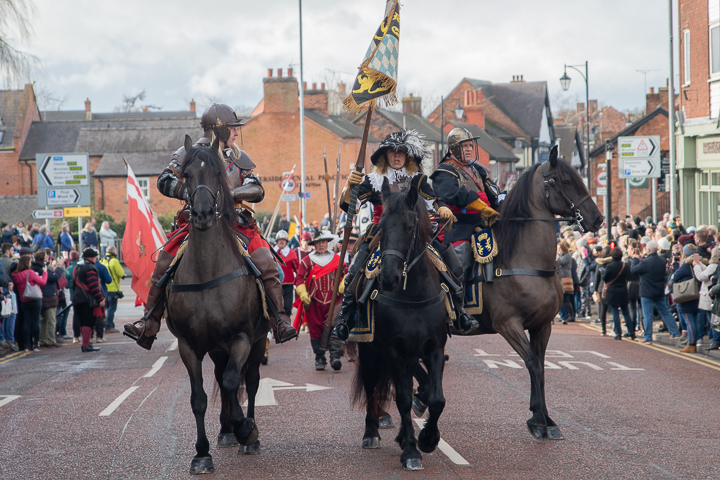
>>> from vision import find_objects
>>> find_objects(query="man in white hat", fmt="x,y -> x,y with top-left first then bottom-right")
294,230 -> 344,371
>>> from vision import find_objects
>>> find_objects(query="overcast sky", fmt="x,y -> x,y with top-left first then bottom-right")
12,0 -> 678,116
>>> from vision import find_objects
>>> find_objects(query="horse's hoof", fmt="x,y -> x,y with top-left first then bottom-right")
443,354 -> 449,362
189,456 -> 214,475
403,458 -> 424,471
362,436 -> 380,449
236,419 -> 259,446
261,355 -> 268,366
526,420 -> 547,439
216,432 -> 238,448
378,414 -> 395,429
546,426 -> 564,440
239,440 -> 261,455
417,428 -> 439,453
412,396 -> 428,418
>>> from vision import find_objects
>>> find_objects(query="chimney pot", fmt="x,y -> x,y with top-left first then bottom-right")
190,99 -> 196,112
521,75 -> 524,81
85,98 -> 92,120
288,67 -> 293,77
650,87 -> 654,94
303,82 -> 307,90
312,82 -> 317,90
268,68 -> 273,78
321,83 -> 325,90
277,68 -> 283,77
338,81 -> 346,94
142,106 -> 148,113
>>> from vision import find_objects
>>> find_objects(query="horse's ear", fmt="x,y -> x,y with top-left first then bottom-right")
381,177 -> 391,203
184,134 -> 193,153
406,183 -> 418,209
549,144 -> 559,168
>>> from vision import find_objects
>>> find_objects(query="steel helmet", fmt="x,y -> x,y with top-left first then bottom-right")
447,127 -> 481,164
200,103 -> 245,143
275,230 -> 289,241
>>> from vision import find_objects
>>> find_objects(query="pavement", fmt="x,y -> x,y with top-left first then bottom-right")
2,285 -> 720,479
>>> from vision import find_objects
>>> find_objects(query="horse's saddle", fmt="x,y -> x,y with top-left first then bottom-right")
465,227 -> 499,315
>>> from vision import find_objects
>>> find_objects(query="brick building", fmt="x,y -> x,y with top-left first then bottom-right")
242,68 -> 379,224
0,84 -> 41,197
675,0 -> 720,225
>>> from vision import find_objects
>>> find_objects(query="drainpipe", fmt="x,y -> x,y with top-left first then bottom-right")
97,177 -> 105,211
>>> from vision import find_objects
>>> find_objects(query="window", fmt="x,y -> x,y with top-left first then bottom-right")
684,30 -> 691,85
0,130 -> 4,143
514,138 -> 523,154
137,177 -> 150,199
712,25 -> 720,75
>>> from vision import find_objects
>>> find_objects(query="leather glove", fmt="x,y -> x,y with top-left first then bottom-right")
466,199 -> 500,221
295,284 -> 311,306
348,170 -> 365,186
338,276 -> 346,295
437,206 -> 457,232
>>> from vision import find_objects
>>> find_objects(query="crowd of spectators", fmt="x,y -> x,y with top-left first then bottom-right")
556,213 -> 720,352
0,218 -> 124,354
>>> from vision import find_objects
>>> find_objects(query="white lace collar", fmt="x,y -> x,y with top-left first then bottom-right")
368,167 -> 420,192
309,250 -> 335,267
274,245 -> 291,257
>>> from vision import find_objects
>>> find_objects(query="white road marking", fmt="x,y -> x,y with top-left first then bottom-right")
545,350 -> 574,358
571,350 -> 611,358
544,360 -> 562,369
414,419 -> 470,466
607,362 -> 644,371
482,359 -> 522,369
557,361 -> 603,370
0,395 -> 21,408
143,356 -> 168,378
166,339 -> 178,352
473,348 -> 500,356
247,377 -> 332,407
99,386 -> 140,416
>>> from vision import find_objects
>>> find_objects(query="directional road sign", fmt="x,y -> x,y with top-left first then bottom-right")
618,136 -> 661,178
32,209 -> 64,220
36,153 -> 92,207
64,206 -> 91,217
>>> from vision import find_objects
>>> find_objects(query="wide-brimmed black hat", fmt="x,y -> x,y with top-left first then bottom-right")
370,129 -> 429,166
82,247 -> 99,259
308,231 -> 338,245
19,247 -> 34,256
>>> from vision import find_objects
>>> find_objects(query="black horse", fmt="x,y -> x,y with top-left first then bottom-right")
352,179 -> 448,471
414,145 -> 603,440
166,135 -> 268,474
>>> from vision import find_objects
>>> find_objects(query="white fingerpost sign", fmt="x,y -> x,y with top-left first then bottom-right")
618,136 -> 661,178
36,153 -> 92,207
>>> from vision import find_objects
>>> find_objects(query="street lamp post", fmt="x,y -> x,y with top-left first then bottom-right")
560,62 -> 590,186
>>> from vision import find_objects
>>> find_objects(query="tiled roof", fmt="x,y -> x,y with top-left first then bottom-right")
305,109 -> 380,142
75,124 -> 202,156
94,152 -> 171,177
0,89 -> 27,148
374,109 -> 442,143
0,196 -> 38,226
40,110 -> 197,122
449,121 -> 518,162
482,82 -> 549,138
555,125 -> 584,168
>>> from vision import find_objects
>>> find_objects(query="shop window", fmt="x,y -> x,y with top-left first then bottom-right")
702,172 -> 709,186
713,172 -> 720,186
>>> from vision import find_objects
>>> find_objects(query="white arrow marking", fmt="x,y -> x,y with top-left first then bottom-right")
473,348 -> 500,356
545,350 -> 574,358
246,378 -> 332,407
414,419 -> 470,465
0,395 -> 21,408
99,386 -> 139,416
607,362 -> 644,371
482,359 -> 522,369
570,350 -> 611,358
166,339 -> 178,352
557,361 -> 603,370
143,356 -> 167,378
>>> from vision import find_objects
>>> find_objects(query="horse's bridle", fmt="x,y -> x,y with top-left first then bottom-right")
540,160 -> 592,233
187,184 -> 221,224
381,211 -> 419,291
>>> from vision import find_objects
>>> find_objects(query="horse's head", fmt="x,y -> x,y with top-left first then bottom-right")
378,178 -> 430,292
539,145 -> 603,233
180,135 -> 235,232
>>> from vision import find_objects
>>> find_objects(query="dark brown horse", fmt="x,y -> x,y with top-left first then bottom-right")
166,135 -> 267,474
414,145 -> 603,440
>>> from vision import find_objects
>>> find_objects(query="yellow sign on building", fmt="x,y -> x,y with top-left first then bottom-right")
64,206 -> 91,217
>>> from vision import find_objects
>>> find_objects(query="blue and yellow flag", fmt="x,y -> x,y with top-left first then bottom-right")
343,0 -> 400,113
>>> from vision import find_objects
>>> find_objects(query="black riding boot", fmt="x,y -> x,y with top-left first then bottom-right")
310,338 -> 326,370
332,244 -> 371,341
329,339 -> 343,371
438,241 -> 479,334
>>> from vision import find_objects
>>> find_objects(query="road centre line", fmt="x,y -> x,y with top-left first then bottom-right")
0,351 -> 30,365
143,356 -> 168,378
0,395 -> 21,408
166,339 -> 178,352
414,419 -> 469,465
580,323 -> 720,371
99,386 -> 139,416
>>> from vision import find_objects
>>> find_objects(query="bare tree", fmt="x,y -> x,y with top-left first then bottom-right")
0,0 -> 38,87
35,85 -> 69,111
115,90 -> 146,113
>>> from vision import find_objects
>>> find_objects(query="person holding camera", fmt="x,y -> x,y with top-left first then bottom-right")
100,245 -> 125,334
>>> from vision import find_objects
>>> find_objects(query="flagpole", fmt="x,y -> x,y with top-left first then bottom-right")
319,106 -> 373,351
298,0 -> 307,225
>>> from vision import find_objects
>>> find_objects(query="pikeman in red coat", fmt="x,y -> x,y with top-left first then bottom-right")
273,230 -> 299,315
294,231 -> 345,371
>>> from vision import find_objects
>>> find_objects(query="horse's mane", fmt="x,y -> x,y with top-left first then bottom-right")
180,146 -> 244,261
382,188 -> 435,272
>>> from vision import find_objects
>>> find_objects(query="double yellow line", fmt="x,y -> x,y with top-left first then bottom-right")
0,350 -> 30,365
580,323 -> 720,372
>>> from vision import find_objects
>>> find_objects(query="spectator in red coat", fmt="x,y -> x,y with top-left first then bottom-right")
274,230 -> 299,315
11,255 -> 48,352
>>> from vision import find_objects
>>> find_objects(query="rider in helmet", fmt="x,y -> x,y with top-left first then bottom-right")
429,127 -> 504,317
331,129 -> 480,341
124,104 -> 298,349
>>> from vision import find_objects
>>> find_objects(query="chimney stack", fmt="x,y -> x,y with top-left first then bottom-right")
268,68 -> 273,78
277,68 -> 283,78
338,81 -> 346,94
576,102 -> 585,113
263,67 -> 299,114
85,98 -> 91,120
312,82 -> 317,90
321,83 -> 325,90
288,67 -> 293,77
402,93 -> 422,116
463,89 -> 485,129
142,106 -> 148,113
190,99 -> 196,112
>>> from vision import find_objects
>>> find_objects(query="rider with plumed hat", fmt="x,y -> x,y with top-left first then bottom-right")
429,127 -> 504,309
124,104 -> 297,349
331,129 -> 480,341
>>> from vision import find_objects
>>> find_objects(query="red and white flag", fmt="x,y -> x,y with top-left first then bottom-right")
121,164 -> 167,305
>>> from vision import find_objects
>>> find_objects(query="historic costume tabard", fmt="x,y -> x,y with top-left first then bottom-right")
293,248 -> 342,339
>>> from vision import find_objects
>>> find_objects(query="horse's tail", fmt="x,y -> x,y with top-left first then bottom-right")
351,347 -> 392,416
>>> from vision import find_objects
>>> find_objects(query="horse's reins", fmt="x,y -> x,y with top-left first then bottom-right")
540,160 -> 592,232
381,211 -> 419,291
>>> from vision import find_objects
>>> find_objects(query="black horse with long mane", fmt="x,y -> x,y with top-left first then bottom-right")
352,179 -> 449,471
414,145 -> 603,440
166,135 -> 268,474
